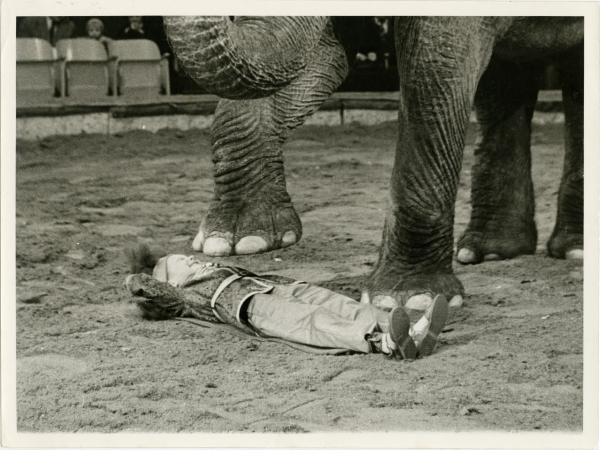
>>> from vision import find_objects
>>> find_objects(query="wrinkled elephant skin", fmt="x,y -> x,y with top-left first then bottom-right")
164,16 -> 583,305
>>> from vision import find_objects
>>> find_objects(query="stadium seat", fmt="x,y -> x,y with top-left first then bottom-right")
107,39 -> 171,97
55,38 -> 111,99
16,38 -> 58,102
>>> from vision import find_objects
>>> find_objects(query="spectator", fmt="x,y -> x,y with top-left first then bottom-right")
373,17 -> 394,70
333,16 -> 399,92
86,18 -> 112,47
17,16 -> 75,45
354,18 -> 383,67
120,16 -> 145,39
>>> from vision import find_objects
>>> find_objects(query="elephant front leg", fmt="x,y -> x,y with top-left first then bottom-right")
547,47 -> 583,259
195,24 -> 348,256
365,18 -> 498,309
457,58 -> 540,264
195,98 -> 302,255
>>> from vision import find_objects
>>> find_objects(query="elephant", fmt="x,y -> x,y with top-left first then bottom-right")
162,16 -> 583,306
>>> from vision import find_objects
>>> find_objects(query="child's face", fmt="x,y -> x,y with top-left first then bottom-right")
87,25 -> 102,38
153,254 -> 219,287
129,17 -> 142,30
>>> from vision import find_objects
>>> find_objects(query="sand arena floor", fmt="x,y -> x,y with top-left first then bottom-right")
15,121 -> 582,432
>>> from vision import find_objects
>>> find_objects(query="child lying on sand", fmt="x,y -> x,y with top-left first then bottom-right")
124,245 -> 448,360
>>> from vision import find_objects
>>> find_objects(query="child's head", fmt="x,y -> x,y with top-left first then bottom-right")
153,254 -> 218,287
128,16 -> 143,30
86,18 -> 104,39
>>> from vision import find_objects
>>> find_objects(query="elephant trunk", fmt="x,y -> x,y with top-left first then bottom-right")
164,16 -> 328,99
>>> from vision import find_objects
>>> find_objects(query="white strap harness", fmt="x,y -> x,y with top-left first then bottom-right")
210,273 -> 274,323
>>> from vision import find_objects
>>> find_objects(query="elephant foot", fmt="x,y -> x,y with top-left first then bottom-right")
193,190 -> 302,256
362,270 -> 465,312
547,228 -> 583,260
456,222 -> 537,265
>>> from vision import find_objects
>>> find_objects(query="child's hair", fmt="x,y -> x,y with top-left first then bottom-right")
124,243 -> 166,274
86,18 -> 104,33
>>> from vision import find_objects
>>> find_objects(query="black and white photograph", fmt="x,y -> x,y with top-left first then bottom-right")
1,1 -> 599,448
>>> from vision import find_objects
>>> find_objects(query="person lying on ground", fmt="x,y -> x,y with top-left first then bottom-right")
124,244 -> 448,360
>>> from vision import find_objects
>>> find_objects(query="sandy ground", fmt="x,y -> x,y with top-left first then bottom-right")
15,121 -> 582,432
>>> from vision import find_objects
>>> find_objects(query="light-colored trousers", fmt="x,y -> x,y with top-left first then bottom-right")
246,282 -> 389,353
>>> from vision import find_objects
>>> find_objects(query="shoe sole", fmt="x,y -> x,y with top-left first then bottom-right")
389,307 -> 417,360
418,294 -> 448,357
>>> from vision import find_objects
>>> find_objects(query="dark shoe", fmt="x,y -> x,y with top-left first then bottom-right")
388,307 -> 417,360
417,294 -> 448,357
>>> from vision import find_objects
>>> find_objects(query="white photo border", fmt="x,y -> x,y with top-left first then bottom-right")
2,1 -> 599,448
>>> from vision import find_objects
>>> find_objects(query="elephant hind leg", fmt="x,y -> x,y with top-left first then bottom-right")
547,46 -> 583,260
457,57 -> 540,265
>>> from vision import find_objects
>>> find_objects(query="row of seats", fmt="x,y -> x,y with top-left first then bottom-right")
17,38 -> 171,101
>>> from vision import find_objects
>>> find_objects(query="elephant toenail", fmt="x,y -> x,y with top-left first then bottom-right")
483,253 -> 501,261
448,295 -> 464,308
281,231 -> 297,247
203,237 -> 232,256
565,249 -> 583,260
457,248 -> 477,264
235,236 -> 268,255
192,230 -> 205,251
405,293 -> 433,311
